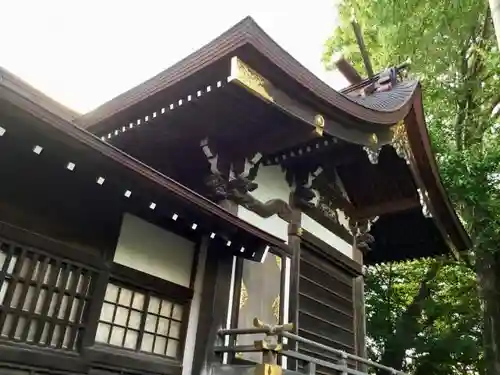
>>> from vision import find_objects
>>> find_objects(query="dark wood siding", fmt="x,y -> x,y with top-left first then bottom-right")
298,244 -> 355,374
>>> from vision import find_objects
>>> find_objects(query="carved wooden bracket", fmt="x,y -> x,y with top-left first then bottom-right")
284,165 -> 324,210
200,137 -> 263,200
199,137 -> 295,223
349,217 -> 379,253
229,189 -> 293,223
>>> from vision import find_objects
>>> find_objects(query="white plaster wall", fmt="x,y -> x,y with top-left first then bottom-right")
237,165 -> 290,242
336,209 -> 350,231
237,165 -> 353,258
301,213 -> 353,258
114,213 -> 195,287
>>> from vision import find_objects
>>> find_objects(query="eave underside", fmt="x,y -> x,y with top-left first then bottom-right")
0,85 -> 290,260
88,66 -> 468,262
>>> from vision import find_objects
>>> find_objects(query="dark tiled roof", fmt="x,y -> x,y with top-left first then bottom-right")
345,80 -> 419,112
78,17 -> 415,129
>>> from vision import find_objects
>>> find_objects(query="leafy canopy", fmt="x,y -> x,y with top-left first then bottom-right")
324,0 -> 500,373
324,0 -> 500,243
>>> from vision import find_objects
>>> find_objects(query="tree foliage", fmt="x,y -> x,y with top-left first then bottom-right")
365,260 -> 481,374
324,1 -> 500,374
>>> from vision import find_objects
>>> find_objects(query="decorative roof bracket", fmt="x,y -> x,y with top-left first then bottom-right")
349,216 -> 379,253
363,133 -> 381,164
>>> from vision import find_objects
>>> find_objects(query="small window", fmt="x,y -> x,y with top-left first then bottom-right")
0,239 -> 94,351
96,282 -> 184,359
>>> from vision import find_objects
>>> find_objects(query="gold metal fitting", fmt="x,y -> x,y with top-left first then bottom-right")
314,114 -> 325,136
254,340 -> 283,352
255,363 -> 283,375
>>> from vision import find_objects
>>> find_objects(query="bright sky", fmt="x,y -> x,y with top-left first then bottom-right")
1,0 -> 348,114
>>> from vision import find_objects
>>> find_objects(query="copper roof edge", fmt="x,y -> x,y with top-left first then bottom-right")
406,84 -> 471,252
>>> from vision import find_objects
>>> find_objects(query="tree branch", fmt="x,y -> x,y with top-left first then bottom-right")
387,263 -> 394,331
464,5 -> 492,144
454,43 -> 470,151
376,261 -> 442,374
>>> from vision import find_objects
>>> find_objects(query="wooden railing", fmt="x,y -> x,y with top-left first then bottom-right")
216,319 -> 408,375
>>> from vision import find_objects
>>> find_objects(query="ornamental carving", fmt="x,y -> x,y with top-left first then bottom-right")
240,281 -> 248,309
391,120 -> 411,163
201,138 -> 262,200
363,133 -> 381,164
318,200 -> 340,225
349,217 -> 379,253
229,189 -> 294,223
417,188 -> 433,218
363,146 -> 380,164
230,56 -> 274,103
314,114 -> 325,136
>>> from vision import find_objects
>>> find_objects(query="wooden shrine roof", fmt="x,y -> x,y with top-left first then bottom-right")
76,16 -> 415,132
0,16 -> 472,263
344,80 -> 419,112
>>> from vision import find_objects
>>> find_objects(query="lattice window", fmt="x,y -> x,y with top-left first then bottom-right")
96,282 -> 184,358
0,238 -> 94,351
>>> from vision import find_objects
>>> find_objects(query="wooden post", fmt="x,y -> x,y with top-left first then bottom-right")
191,200 -> 238,375
287,192 -> 302,371
352,247 -> 367,371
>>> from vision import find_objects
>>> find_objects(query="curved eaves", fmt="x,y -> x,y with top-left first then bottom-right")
404,84 -> 471,252
78,16 -> 418,130
245,19 -> 414,124
344,80 -> 419,113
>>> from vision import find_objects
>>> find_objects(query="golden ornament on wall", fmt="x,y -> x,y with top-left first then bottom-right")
275,255 -> 281,271
314,114 -> 325,136
391,120 -> 410,161
240,281 -> 248,309
272,295 -> 280,323
229,56 -> 274,103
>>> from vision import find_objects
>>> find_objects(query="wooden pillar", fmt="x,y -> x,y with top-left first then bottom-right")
191,239 -> 234,375
191,199 -> 238,375
287,193 -> 302,370
352,247 -> 367,371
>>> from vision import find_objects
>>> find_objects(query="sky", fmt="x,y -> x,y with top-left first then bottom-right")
1,0 -> 348,114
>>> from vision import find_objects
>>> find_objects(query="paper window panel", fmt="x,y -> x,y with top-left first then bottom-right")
95,282 -> 185,359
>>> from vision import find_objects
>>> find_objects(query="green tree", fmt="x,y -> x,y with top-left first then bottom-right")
324,1 -> 500,374
365,259 -> 482,374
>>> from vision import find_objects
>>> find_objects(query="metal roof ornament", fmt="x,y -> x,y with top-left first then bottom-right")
313,114 -> 325,136
229,56 -> 274,103
363,133 -> 381,164
391,120 -> 411,163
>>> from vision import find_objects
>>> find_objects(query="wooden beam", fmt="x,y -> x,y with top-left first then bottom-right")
353,197 -> 419,219
228,56 -> 326,136
353,274 -> 367,372
287,192 -> 302,371
332,54 -> 363,85
351,18 -> 374,78
191,241 -> 235,374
